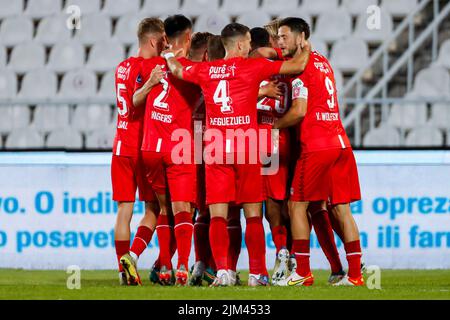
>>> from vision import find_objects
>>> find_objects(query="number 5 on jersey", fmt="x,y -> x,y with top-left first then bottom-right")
214,80 -> 233,114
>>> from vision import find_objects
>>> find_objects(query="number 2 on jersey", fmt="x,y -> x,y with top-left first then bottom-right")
154,78 -> 169,110
213,80 -> 233,114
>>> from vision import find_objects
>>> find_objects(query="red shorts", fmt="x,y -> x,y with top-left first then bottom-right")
263,160 -> 289,201
290,148 -> 361,204
205,160 -> 264,205
141,151 -> 197,204
111,154 -> 155,202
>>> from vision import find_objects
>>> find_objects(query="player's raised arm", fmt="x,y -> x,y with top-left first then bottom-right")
162,48 -> 185,80
132,65 -> 164,108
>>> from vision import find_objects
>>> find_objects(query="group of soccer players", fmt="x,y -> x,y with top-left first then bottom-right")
111,14 -> 365,288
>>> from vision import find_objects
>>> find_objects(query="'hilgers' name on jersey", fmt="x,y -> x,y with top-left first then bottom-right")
152,111 -> 172,123
208,64 -> 236,79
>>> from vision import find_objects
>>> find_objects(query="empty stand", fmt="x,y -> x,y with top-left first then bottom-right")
405,125 -> 444,147
0,70 -> 17,99
411,66 -> 450,98
314,9 -> 352,43
341,0 -> 378,16
24,0 -> 62,19
354,10 -> 394,44
142,0 -> 180,16
65,0 -> 101,15
261,0 -> 299,15
74,14 -> 112,45
19,69 -> 57,100
35,15 -> 72,45
59,69 -> 97,99
300,0 -> 338,17
32,104 -> 70,133
330,37 -> 369,73
48,41 -> 85,73
86,41 -> 125,73
0,105 -> 31,134
387,99 -> 428,130
381,0 -> 419,18
222,0 -> 259,16
194,12 -> 231,34
0,0 -> 24,19
363,125 -> 401,147
429,103 -> 450,130
237,11 -> 272,29
46,128 -> 83,149
71,104 -> 112,133
180,0 -> 220,17
5,128 -> 44,149
0,16 -> 34,47
102,0 -> 141,17
8,42 -> 46,73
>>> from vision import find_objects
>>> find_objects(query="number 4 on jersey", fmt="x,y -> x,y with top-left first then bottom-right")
213,80 -> 233,114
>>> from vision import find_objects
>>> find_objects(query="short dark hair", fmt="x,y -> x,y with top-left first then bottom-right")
250,27 -> 270,51
137,18 -> 164,44
279,17 -> 310,40
221,23 -> 250,48
191,32 -> 214,51
207,35 -> 225,61
164,14 -> 192,39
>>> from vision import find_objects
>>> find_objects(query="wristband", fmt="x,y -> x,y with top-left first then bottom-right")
164,52 -> 175,60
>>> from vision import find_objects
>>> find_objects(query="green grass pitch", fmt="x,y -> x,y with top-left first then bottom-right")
0,269 -> 449,300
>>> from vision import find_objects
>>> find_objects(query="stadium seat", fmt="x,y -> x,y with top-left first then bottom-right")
65,0 -> 101,15
411,66 -> 450,98
261,0 -> 299,15
48,41 -> 85,73
222,0 -> 259,16
300,0 -> 338,17
310,38 -> 328,57
363,125 -> 401,147
115,14 -> 146,45
180,0 -> 220,17
194,12 -> 231,34
98,72 -> 116,101
35,15 -> 73,45
314,9 -> 352,43
354,10 -> 393,44
341,0 -> 378,16
19,69 -> 57,100
0,0 -> 24,19
74,14 -> 112,45
72,104 -> 112,132
5,128 -> 44,149
435,39 -> 450,70
405,125 -> 444,147
237,11 -> 272,29
102,0 -> 141,17
142,0 -> 180,16
8,42 -> 46,73
0,106 -> 31,134
0,46 -> 6,67
86,126 -> 115,149
429,103 -> 450,130
47,128 -> 84,149
0,16 -> 34,47
334,69 -> 344,93
59,69 -> 97,99
86,41 -> 125,73
24,0 -> 62,19
0,70 -> 17,99
387,99 -> 428,129
381,0 -> 419,18
32,104 -> 70,133
330,37 -> 369,73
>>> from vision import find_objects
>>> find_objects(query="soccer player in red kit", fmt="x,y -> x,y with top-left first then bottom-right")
163,22 -> 311,286
250,26 -> 293,285
112,18 -> 166,286
273,18 -> 363,287
138,15 -> 200,286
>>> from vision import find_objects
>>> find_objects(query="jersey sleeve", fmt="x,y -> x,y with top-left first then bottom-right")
182,62 -> 207,85
291,72 -> 309,101
253,58 -> 283,82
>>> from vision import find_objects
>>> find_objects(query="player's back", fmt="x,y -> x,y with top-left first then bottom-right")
295,51 -> 350,152
141,56 -> 201,153
113,56 -> 145,157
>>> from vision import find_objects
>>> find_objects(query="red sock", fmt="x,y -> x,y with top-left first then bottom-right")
344,240 -> 362,279
174,211 -> 194,269
209,217 -> 229,270
227,219 -> 242,272
156,215 -> 173,269
245,217 -> 267,276
130,226 -> 154,258
115,240 -> 129,272
271,225 -> 287,253
312,210 -> 343,274
292,239 -> 310,277
194,215 -> 211,264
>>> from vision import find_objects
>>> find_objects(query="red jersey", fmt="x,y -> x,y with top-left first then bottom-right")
292,51 -> 351,153
182,57 -> 283,154
113,56 -> 145,157
257,74 -> 291,155
140,57 -> 202,153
